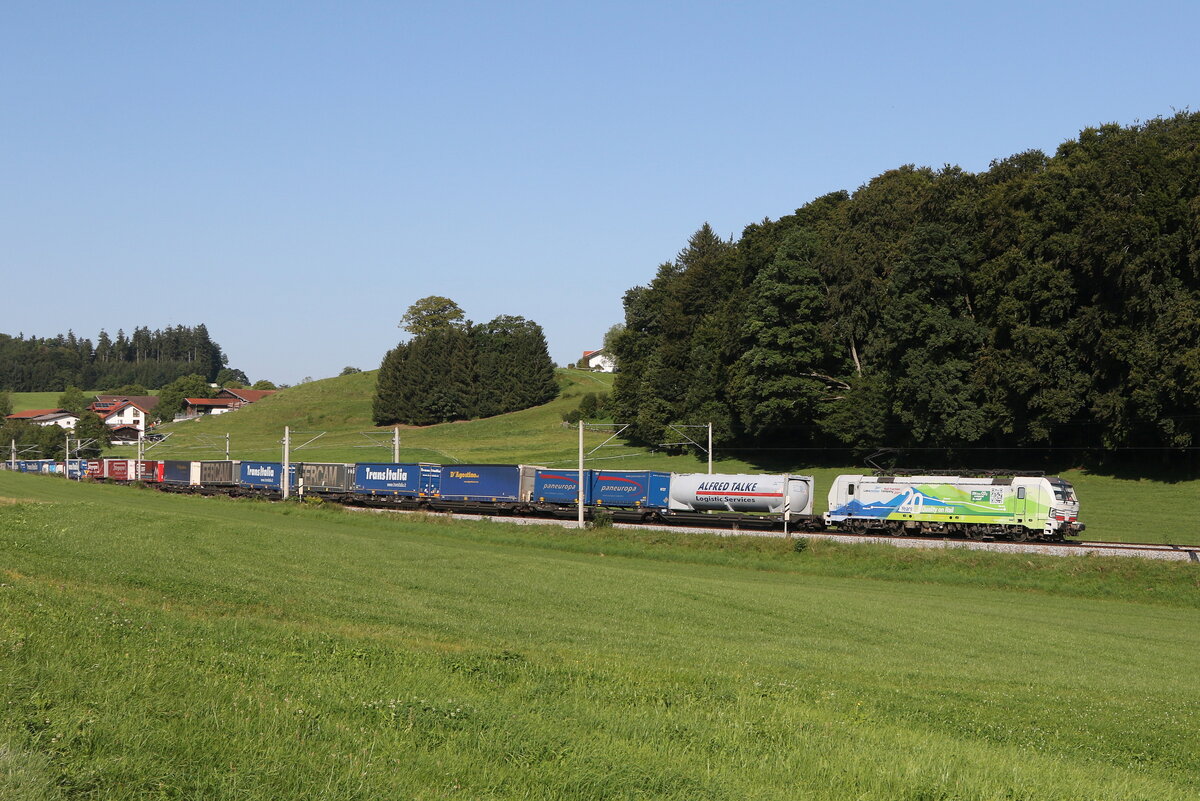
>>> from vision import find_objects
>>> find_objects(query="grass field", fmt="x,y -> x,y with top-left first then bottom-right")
8,391 -> 105,414
1,472 -> 1198,800
124,370 -> 1200,546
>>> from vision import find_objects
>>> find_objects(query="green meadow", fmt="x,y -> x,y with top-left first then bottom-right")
8,391 -> 107,414
1,472 -> 1198,800
126,370 -> 1200,545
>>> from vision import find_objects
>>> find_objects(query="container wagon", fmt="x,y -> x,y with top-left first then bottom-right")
352,463 -> 441,504
299,463 -> 354,495
434,464 -> 542,511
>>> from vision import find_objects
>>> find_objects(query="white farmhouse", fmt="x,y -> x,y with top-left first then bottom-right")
580,349 -> 616,372
4,409 -> 80,430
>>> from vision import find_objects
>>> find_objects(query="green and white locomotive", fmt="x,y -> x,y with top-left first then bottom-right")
825,474 -> 1083,541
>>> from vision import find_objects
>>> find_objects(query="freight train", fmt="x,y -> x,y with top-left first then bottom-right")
4,457 -> 1085,541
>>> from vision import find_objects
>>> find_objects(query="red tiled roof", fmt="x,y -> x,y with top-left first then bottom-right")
97,400 -> 154,420
184,398 -> 239,407
217,388 -> 276,403
95,394 -> 160,410
6,408 -> 65,419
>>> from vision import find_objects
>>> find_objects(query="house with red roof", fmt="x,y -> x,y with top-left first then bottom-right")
215,388 -> 277,404
579,349 -> 616,372
4,408 -> 80,430
92,395 -> 160,414
89,398 -> 155,432
180,398 -> 241,419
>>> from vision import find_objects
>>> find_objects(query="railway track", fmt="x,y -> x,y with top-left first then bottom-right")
345,507 -> 1200,563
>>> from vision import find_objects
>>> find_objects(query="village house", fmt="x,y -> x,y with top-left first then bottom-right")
4,408 -> 80,430
215,388 -> 277,405
89,398 -> 156,433
179,398 -> 241,419
579,349 -> 616,372
176,388 -> 275,421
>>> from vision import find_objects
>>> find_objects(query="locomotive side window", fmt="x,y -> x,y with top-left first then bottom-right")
848,483 -> 855,496
1017,487 -> 1025,499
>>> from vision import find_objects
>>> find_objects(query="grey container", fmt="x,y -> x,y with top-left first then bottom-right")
301,462 -> 353,492
200,460 -> 239,486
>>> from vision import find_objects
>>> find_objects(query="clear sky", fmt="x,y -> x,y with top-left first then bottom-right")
3,1 -> 1196,385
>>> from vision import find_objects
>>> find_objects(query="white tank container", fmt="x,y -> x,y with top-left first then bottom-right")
668,473 -> 813,516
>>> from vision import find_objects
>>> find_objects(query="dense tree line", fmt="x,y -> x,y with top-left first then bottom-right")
610,113 -> 1200,468
0,325 -> 230,391
373,300 -> 558,426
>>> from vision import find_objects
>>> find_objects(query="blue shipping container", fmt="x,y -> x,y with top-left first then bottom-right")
438,464 -> 522,501
588,470 -> 671,508
239,461 -> 297,490
161,460 -> 193,485
353,463 -> 440,496
533,469 -> 587,504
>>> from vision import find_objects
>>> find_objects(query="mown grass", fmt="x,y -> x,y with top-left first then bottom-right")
1,472 -> 1199,800
102,370 -> 1200,545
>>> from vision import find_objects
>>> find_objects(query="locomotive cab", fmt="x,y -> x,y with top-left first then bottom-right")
1044,477 -> 1083,537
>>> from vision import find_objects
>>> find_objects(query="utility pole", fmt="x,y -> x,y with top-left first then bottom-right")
577,421 -> 585,529
282,425 -> 291,500
65,434 -> 79,480
708,422 -> 713,474
393,426 -> 400,462
137,431 -> 144,462
10,439 -> 16,470
225,432 -> 230,459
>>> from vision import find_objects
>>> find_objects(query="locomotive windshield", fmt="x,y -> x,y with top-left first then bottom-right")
1051,482 -> 1076,502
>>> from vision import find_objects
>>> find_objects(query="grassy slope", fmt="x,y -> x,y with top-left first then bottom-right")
1,473 -> 1198,800
141,370 -> 1200,545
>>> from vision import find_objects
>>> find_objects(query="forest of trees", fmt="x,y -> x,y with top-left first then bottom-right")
610,113 -> 1200,469
373,298 -> 559,426
0,325 -> 230,391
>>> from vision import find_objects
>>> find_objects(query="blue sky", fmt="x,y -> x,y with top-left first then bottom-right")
3,1 -> 1196,385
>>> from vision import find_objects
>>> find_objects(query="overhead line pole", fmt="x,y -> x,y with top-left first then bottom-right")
578,421 -> 585,529
663,423 -> 715,474
282,425 -> 290,500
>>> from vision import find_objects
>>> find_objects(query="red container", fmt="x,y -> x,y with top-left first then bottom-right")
86,459 -> 104,478
104,459 -> 133,481
136,460 -> 163,482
